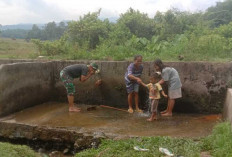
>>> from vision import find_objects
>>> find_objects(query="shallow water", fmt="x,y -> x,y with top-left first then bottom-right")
1,102 -> 221,138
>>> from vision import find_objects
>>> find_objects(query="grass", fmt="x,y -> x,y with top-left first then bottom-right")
76,122 -> 232,157
0,142 -> 38,157
1,37 -> 232,62
0,38 -> 37,59
76,137 -> 200,157
202,122 -> 232,157
0,122 -> 231,157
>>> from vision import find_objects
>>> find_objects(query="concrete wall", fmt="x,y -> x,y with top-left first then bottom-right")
0,62 -> 55,116
0,59 -> 47,65
53,61 -> 232,113
223,88 -> 232,125
0,59 -> 34,65
167,62 -> 232,113
0,60 -> 232,116
53,61 -> 152,109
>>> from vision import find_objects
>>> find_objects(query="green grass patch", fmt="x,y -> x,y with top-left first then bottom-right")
76,122 -> 232,157
0,38 -> 37,59
202,122 -> 232,157
0,142 -> 38,157
76,137 -> 200,157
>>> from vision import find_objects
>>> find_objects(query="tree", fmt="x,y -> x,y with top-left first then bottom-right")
43,22 -> 57,40
26,22 -> 66,40
1,29 -> 29,39
117,8 -> 155,39
56,22 -> 66,38
204,0 -> 232,27
27,24 -> 42,39
154,9 -> 206,40
67,9 -> 111,49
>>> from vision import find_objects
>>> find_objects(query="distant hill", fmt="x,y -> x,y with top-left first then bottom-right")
1,24 -> 45,30
0,18 -> 118,31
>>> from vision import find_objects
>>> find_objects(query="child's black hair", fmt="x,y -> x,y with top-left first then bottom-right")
150,72 -> 161,80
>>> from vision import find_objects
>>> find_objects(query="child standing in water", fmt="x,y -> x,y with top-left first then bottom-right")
140,72 -> 168,121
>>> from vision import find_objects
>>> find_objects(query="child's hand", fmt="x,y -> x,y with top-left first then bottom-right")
164,94 -> 168,98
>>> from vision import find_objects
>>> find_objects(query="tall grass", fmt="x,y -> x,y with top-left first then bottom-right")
0,38 -> 37,59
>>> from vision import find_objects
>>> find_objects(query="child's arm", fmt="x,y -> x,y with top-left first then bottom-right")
158,79 -> 165,85
161,90 -> 168,98
140,81 -> 147,88
156,83 -> 167,98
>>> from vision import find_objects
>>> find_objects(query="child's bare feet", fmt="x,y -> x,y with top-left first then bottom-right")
147,117 -> 157,121
128,108 -> 134,113
147,118 -> 153,121
160,110 -> 167,114
161,113 -> 172,116
69,107 -> 81,112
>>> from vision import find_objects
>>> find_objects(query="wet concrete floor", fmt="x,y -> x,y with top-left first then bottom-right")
0,102 -> 221,138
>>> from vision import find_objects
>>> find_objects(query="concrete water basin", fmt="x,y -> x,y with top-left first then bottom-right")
0,60 -> 230,154
0,102 -> 221,138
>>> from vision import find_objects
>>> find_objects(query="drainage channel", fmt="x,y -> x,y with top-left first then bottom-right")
0,121 -> 104,156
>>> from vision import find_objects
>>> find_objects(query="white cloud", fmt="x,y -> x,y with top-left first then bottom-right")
0,0 -> 224,25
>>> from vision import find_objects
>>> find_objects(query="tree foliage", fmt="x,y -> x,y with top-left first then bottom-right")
204,0 -> 232,27
117,8 -> 155,39
29,0 -> 232,61
0,29 -> 29,39
67,9 -> 111,49
26,22 -> 67,40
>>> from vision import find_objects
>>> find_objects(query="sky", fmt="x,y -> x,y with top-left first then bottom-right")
0,0 -> 224,25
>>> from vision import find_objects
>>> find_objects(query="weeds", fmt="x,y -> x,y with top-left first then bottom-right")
0,142 -> 37,157
76,122 -> 232,157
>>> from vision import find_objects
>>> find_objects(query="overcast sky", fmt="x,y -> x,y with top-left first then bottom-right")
0,0 -> 224,25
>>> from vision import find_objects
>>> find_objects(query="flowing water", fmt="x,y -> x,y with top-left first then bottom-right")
1,102 -> 221,138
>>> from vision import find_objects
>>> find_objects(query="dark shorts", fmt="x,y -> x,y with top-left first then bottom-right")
149,99 -> 159,113
60,70 -> 75,95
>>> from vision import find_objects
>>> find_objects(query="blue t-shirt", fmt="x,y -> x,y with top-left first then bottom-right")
125,63 -> 143,84
162,67 -> 182,90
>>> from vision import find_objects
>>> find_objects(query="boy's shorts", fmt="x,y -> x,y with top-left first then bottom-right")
126,82 -> 139,93
60,70 -> 75,95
